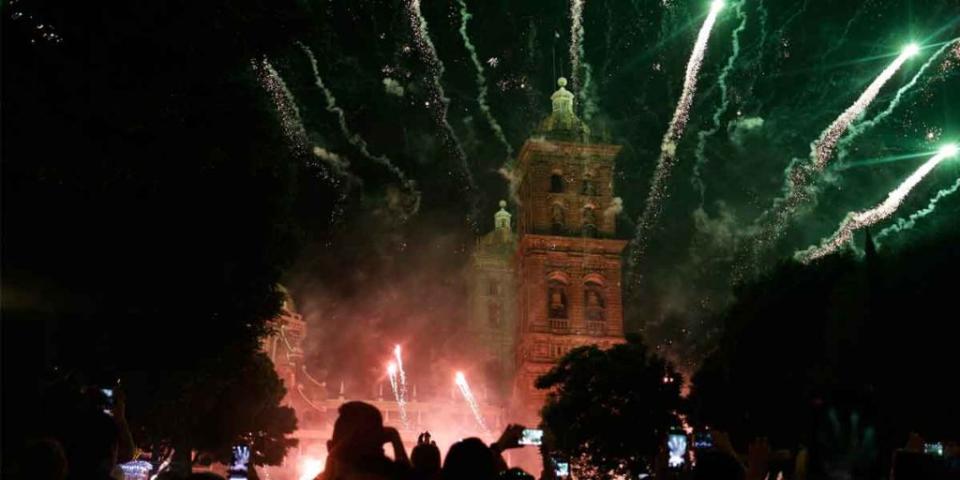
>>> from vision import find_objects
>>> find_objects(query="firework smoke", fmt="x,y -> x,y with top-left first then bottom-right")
875,177 -> 960,246
795,145 -> 958,263
692,0 -> 747,205
405,0 -> 477,202
838,38 -> 960,162
299,43 -> 416,193
454,371 -> 488,433
631,0 -> 726,265
456,0 -> 513,160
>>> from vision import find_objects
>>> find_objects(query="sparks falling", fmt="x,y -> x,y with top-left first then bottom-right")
252,57 -> 308,155
454,371 -> 488,433
632,0 -> 726,264
457,0 -> 513,160
795,144 -> 959,263
876,177 -> 960,246
405,0 -> 477,201
299,42 -> 414,191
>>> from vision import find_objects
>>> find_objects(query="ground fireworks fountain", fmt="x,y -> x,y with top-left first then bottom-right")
632,0 -> 726,265
387,362 -> 409,428
795,143 -> 958,263
454,371 -> 488,434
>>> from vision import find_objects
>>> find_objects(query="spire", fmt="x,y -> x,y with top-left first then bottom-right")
494,200 -> 512,234
551,77 -> 574,114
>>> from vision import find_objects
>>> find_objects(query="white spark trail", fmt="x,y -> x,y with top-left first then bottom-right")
631,0 -> 725,264
454,371 -> 488,433
569,0 -> 586,93
795,147 -> 957,263
406,0 -> 477,200
838,38 -> 960,161
252,57 -> 309,155
811,46 -> 919,172
875,177 -> 960,246
750,45 -> 922,259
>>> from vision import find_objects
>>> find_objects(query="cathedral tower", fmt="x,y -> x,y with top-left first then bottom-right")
511,78 -> 627,424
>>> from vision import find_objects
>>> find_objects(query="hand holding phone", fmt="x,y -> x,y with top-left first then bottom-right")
228,445 -> 250,480
518,428 -> 543,446
667,434 -> 688,469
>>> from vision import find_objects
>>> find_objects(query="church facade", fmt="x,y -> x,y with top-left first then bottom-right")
465,78 -> 627,425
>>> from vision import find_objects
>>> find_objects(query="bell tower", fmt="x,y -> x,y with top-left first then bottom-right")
511,78 -> 627,424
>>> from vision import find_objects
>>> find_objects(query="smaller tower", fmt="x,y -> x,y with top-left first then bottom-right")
464,200 -> 518,401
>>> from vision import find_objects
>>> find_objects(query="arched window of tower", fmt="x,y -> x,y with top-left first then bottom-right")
550,203 -> 566,235
549,173 -> 564,193
582,206 -> 598,238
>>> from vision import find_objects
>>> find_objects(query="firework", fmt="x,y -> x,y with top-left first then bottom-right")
454,371 -> 488,433
387,363 -> 408,428
456,0 -> 512,160
252,57 -> 308,155
299,43 -> 413,191
811,43 -> 920,172
692,0 -> 747,205
632,0 -> 726,264
393,345 -> 407,402
838,38 -> 960,162
569,0 -> 585,93
876,177 -> 960,246
405,0 -> 477,200
795,144 -> 958,263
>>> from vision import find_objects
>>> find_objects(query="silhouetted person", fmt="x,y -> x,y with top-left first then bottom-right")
63,410 -> 120,480
693,450 -> 746,480
22,438 -> 68,480
319,401 -> 410,480
411,432 -> 441,480
442,438 -> 497,480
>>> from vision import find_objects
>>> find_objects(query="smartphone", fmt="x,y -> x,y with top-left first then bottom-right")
101,388 -> 115,415
553,460 -> 569,477
924,442 -> 944,457
667,433 -> 688,469
227,445 -> 250,480
693,432 -> 713,450
518,428 -> 543,446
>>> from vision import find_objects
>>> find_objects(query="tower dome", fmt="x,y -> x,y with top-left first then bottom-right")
536,77 -> 591,141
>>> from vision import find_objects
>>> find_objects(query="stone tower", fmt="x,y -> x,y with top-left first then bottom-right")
511,78 -> 627,424
464,200 -> 518,400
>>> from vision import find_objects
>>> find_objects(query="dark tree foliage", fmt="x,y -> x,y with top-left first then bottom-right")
689,226 -> 960,476
535,336 -> 683,479
2,0 -> 316,466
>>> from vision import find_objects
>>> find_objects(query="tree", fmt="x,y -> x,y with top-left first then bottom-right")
689,227 -> 960,477
535,335 -> 683,479
2,0 -> 313,469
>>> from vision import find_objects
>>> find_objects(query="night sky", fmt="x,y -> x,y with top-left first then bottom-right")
5,0 -> 959,386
